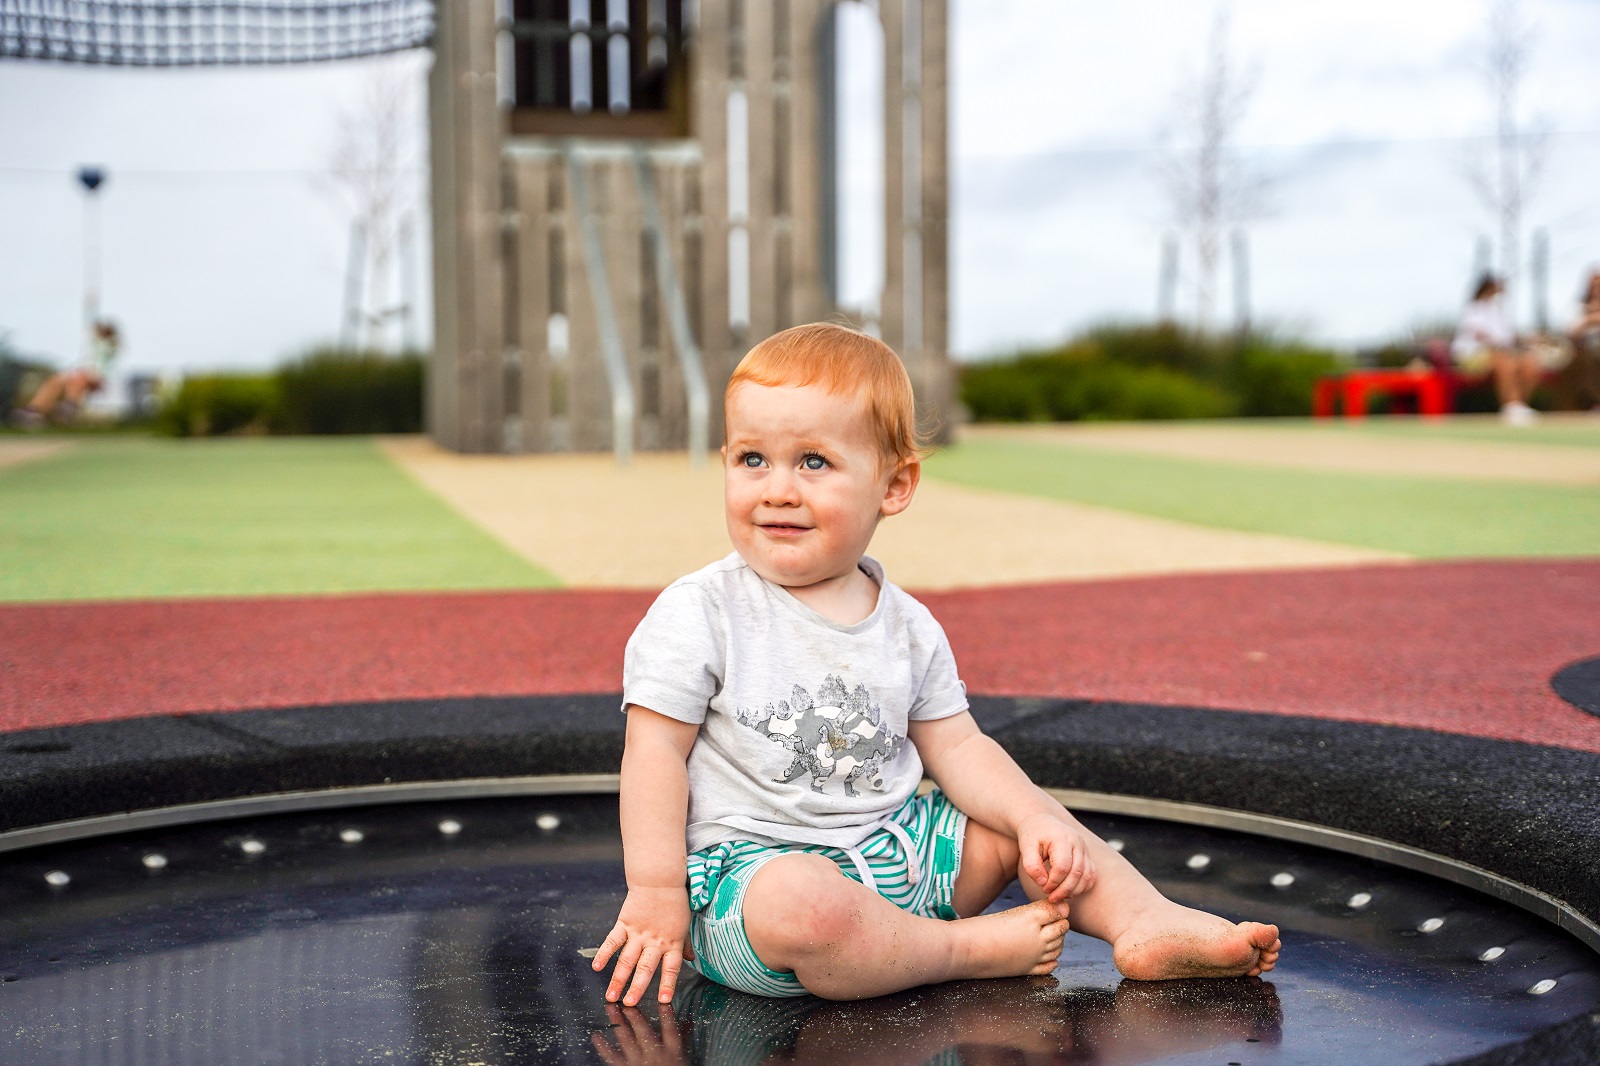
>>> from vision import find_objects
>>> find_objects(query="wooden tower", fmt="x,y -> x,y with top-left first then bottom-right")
428,0 -> 949,456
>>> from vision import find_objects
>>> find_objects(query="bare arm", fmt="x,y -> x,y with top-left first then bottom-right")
593,705 -> 700,1005
909,711 -> 1095,900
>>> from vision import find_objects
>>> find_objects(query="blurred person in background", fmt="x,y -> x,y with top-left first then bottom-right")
1451,275 -> 1541,425
8,319 -> 119,429
1561,268 -> 1600,413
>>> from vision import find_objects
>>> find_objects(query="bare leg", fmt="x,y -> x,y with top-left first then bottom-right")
1519,354 -> 1542,402
952,799 -> 1281,981
1492,352 -> 1524,406
23,373 -> 68,415
742,853 -> 1068,1001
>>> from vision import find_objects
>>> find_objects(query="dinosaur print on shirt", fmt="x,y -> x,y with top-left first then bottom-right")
736,675 -> 906,796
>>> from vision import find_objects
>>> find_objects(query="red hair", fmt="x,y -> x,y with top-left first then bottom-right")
727,323 -> 927,465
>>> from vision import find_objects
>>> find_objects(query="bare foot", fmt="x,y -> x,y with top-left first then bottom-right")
951,899 -> 1070,979
1112,905 -> 1280,981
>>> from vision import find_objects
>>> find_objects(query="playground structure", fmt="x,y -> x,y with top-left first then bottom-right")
428,0 -> 951,456
2,0 -> 954,458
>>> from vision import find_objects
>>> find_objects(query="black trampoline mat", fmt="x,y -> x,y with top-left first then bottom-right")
1553,656 -> 1600,718
1,793 -> 1596,1065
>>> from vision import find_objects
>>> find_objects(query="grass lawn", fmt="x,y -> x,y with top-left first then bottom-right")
1300,416 -> 1600,450
925,437 -> 1600,558
0,437 -> 557,602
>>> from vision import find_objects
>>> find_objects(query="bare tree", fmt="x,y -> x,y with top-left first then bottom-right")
1159,9 -> 1267,332
1464,0 -> 1548,324
326,60 -> 424,351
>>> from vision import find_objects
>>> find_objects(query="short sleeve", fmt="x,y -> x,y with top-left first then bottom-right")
908,618 -> 969,722
621,582 -> 725,724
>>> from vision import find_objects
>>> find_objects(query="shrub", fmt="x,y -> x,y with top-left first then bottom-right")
962,323 -> 1346,422
276,349 -> 425,435
155,374 -> 283,437
1228,338 -> 1343,417
961,341 -> 1235,422
154,349 -> 426,437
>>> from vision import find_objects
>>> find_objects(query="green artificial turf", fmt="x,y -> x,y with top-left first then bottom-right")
1324,418 -> 1600,450
925,437 -> 1600,558
0,437 -> 558,602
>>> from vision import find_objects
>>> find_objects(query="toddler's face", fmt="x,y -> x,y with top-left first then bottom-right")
723,381 -> 914,591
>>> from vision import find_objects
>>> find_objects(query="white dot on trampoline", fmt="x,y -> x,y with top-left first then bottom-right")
239,839 -> 266,856
1270,872 -> 1295,888
1479,946 -> 1506,962
1529,978 -> 1558,995
141,853 -> 168,870
1106,839 -> 1124,853
1186,853 -> 1211,871
339,829 -> 365,844
1418,917 -> 1444,933
535,813 -> 561,831
44,870 -> 70,887
1347,892 -> 1372,909
438,819 -> 463,836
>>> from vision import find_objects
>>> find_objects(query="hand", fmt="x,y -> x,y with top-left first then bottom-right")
1016,813 -> 1097,904
593,885 -> 693,1006
591,1002 -> 690,1066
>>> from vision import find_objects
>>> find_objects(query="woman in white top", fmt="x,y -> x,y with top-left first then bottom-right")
1451,274 -> 1541,424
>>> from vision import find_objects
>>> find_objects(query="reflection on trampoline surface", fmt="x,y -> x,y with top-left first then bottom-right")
1,793 -> 1596,1064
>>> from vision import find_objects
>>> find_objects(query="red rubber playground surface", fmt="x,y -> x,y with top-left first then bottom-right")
5,558 -> 1599,753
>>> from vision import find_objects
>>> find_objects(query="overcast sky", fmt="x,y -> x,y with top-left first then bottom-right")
1,0 -> 1597,374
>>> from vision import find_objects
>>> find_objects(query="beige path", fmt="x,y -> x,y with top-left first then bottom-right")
383,437 -> 1401,589
968,417 -> 1600,486
0,440 -> 71,471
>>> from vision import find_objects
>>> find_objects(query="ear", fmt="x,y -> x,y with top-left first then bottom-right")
879,459 -> 920,518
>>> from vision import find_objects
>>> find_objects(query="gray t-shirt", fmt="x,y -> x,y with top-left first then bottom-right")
622,552 -> 969,853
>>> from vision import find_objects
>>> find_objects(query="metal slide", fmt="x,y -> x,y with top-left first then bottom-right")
564,149 -> 635,464
632,148 -> 710,465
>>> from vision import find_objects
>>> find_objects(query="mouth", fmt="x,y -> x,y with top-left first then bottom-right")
757,522 -> 812,536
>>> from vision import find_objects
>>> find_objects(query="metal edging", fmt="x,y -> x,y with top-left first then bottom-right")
1044,788 -> 1600,957
0,777 -> 1595,957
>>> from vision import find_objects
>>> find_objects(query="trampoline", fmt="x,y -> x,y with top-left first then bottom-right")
3,772 -> 1598,1064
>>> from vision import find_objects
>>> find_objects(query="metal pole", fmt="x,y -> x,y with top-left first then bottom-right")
77,166 -> 107,361
342,219 -> 366,350
1157,233 -> 1178,323
1530,227 -> 1549,334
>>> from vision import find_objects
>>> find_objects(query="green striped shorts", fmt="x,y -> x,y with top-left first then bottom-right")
685,788 -> 967,998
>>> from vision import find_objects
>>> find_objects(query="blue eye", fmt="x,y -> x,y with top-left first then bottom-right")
802,454 -> 827,471
742,452 -> 764,468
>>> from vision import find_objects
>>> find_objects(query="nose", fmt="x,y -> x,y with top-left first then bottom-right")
761,465 -> 801,507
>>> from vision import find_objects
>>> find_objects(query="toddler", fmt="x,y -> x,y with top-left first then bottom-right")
593,323 -> 1280,1005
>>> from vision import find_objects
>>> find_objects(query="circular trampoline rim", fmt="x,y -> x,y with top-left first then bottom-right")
2,773 -> 1596,957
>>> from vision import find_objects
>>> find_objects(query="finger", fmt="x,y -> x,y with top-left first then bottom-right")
1060,849 -> 1089,897
657,947 -> 685,1005
1021,848 -> 1050,889
659,1002 -> 684,1055
590,1031 -> 624,1066
603,1003 -> 639,1055
1039,843 -> 1069,892
621,1002 -> 657,1045
623,946 -> 663,1007
592,923 -> 626,970
607,941 -> 645,1003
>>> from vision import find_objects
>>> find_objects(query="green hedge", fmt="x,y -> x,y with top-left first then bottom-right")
156,374 -> 283,437
157,350 -> 425,437
962,324 -> 1342,422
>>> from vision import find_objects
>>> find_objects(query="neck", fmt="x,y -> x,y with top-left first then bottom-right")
784,563 -> 880,626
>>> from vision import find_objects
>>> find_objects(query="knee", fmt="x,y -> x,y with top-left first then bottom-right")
745,855 -> 862,962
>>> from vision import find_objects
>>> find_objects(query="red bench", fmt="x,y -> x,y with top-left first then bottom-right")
1313,368 -> 1449,419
